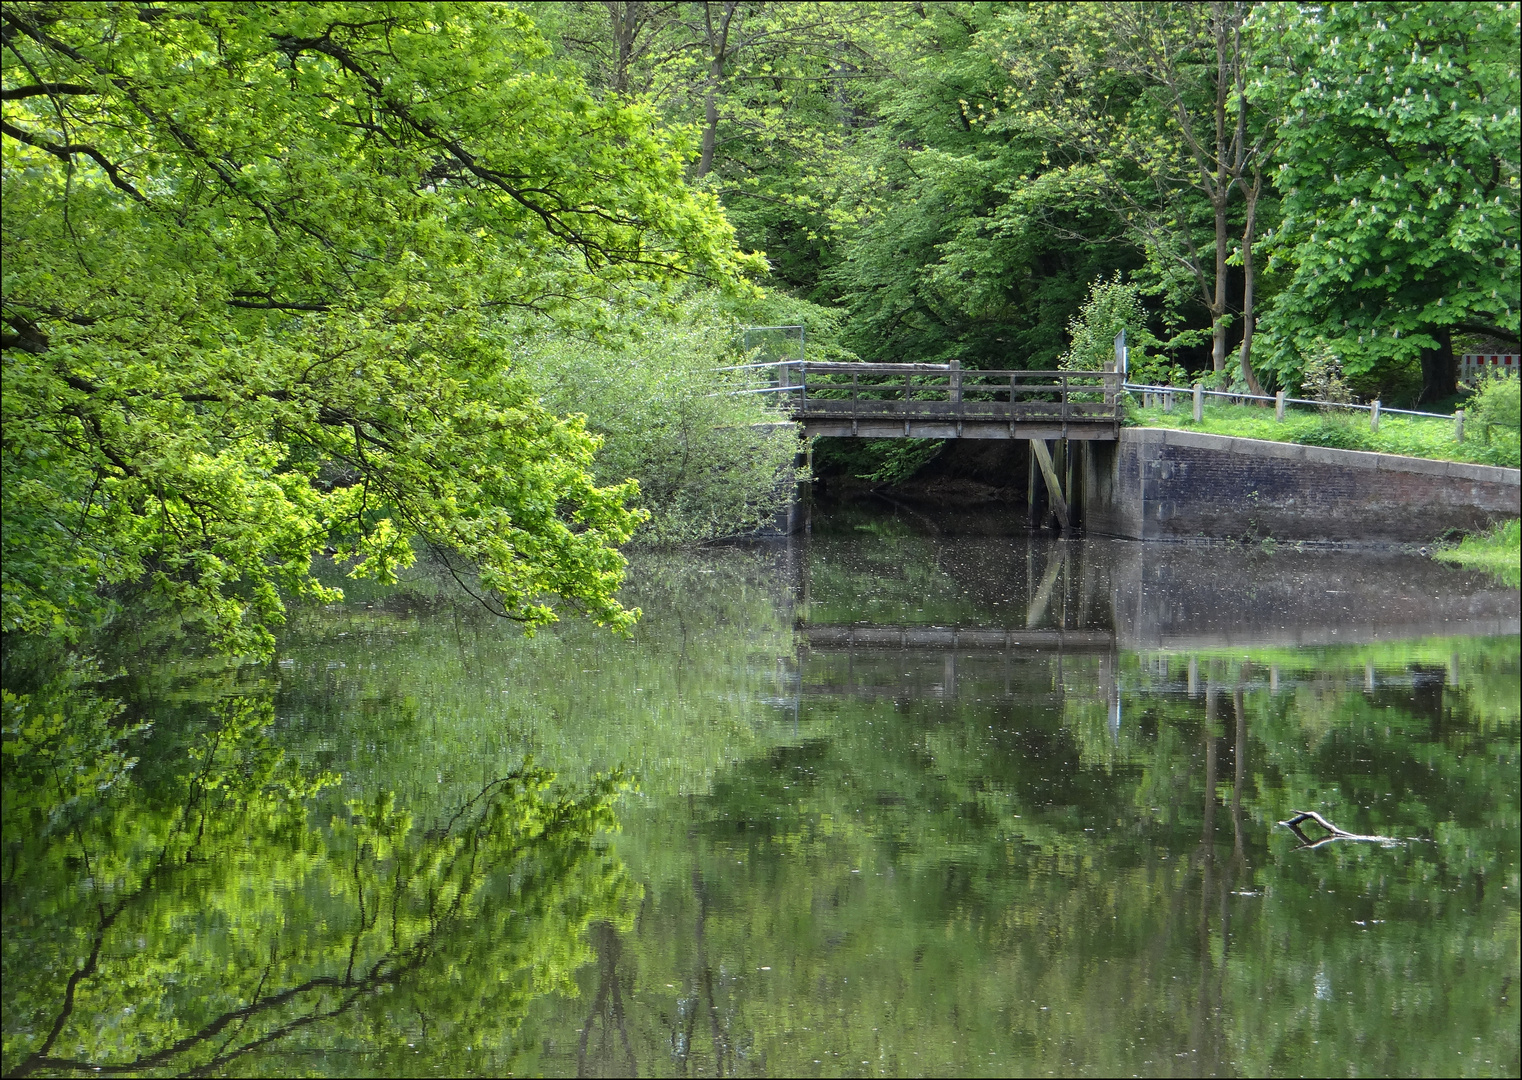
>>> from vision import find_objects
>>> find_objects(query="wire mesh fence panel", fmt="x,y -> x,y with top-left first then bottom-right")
741,325 -> 805,365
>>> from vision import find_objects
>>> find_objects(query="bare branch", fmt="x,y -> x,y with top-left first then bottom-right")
1,81 -> 96,99
0,117 -> 146,200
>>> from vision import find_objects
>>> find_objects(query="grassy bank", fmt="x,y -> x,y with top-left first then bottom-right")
1126,399 -> 1520,468
1438,519 -> 1522,588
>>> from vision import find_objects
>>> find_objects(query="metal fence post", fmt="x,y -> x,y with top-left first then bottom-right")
1193,383 -> 1204,423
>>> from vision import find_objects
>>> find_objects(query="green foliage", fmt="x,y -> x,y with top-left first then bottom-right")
985,2 -> 1278,387
1128,399 -> 1520,468
857,438 -> 947,485
828,6 -> 1137,368
1439,517 -> 1522,587
1295,419 -> 1372,451
1250,1 -> 1522,388
812,437 -> 947,486
1299,338 -> 1355,405
1469,371 -> 1522,431
2,2 -> 763,656
529,1 -> 1519,401
518,294 -> 804,546
543,1 -> 887,293
1058,273 -> 1168,379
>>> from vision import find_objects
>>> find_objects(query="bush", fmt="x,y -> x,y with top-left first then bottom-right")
517,293 -> 804,546
1294,420 -> 1371,451
1059,274 -> 1167,377
1468,372 -> 1521,431
1299,339 -> 1354,407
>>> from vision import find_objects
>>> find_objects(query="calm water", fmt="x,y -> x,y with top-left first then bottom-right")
3,506 -> 1519,1077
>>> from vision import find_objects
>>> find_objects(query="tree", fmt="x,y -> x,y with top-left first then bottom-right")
987,1 -> 1277,391
1,2 -> 761,656
1249,1 -> 1521,402
518,293 -> 806,546
546,1 -> 888,292
826,3 -> 1137,367
1059,272 -> 1176,385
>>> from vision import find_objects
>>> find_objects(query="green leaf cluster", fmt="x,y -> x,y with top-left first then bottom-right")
1250,1 -> 1521,390
517,293 -> 806,545
2,2 -> 763,656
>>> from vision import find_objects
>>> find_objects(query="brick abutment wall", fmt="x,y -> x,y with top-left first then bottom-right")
1081,428 -> 1520,544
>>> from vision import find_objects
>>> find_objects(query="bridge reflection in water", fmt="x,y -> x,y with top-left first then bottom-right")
782,524 -> 1519,722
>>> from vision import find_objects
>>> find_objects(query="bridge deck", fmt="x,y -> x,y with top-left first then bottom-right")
775,362 -> 1121,440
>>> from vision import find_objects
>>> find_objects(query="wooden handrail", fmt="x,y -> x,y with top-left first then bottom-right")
780,363 -> 1111,378
774,363 -> 1122,424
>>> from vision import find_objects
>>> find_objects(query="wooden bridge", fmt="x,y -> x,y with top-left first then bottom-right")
773,360 -> 1122,442
763,360 -> 1120,530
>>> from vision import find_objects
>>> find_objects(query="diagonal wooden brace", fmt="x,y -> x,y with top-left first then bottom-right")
1029,438 -> 1070,530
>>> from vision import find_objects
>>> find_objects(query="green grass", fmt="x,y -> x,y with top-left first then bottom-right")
1125,398 -> 1520,468
1437,518 -> 1521,588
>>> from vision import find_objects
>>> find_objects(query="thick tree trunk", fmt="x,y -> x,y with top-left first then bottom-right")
1419,326 -> 1457,404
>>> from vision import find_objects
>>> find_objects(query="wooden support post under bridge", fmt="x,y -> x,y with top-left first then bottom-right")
1028,438 -> 1070,531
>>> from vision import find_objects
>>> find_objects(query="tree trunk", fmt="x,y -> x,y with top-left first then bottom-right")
1419,326 -> 1457,404
607,1 -> 642,96
698,80 -> 719,176
1237,172 -> 1264,396
696,2 -> 737,179
1209,198 -> 1229,373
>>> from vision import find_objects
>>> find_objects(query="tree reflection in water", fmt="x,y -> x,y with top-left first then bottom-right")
1,692 -> 635,1078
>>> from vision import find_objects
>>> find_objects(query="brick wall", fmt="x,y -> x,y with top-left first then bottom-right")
1081,428 -> 1520,544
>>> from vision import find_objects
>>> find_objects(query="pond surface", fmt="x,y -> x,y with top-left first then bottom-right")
3,505 -> 1519,1077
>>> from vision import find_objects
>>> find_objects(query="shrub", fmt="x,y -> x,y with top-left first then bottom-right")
518,293 -> 804,546
1059,274 -> 1165,375
1468,371 -> 1520,431
1299,339 -> 1354,407
1294,420 -> 1371,451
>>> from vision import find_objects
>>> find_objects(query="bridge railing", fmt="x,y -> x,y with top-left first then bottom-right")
757,362 -> 1123,424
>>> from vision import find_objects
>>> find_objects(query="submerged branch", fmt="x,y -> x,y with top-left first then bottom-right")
1279,810 -> 1399,850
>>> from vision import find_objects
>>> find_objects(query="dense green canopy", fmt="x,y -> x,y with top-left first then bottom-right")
1251,1 -> 1521,397
537,1 -> 1518,395
2,2 -> 758,655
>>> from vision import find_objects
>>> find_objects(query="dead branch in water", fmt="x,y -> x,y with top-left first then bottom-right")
1279,810 -> 1399,850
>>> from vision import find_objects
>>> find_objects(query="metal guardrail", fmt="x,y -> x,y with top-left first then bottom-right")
1122,382 -> 1454,420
